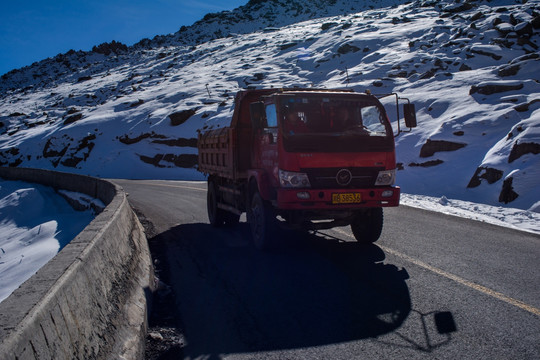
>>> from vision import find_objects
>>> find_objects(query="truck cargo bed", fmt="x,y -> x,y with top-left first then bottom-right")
198,127 -> 234,179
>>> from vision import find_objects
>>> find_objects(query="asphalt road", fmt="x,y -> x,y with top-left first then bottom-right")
113,179 -> 540,360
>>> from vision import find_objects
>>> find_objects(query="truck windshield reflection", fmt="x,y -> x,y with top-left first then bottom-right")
280,97 -> 389,137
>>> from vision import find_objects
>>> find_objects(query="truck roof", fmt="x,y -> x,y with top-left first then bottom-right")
237,87 -> 355,97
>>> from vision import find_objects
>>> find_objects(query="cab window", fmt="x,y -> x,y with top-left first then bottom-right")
265,104 -> 277,127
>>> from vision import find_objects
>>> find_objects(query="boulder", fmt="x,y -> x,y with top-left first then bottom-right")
498,64 -> 520,77
409,159 -> 444,167
467,167 -> 503,188
419,139 -> 466,157
499,177 -> 519,203
169,109 -> 197,126
337,43 -> 361,55
470,82 -> 524,95
508,141 -> 540,162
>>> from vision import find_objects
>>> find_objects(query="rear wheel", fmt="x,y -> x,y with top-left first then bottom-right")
350,208 -> 384,244
248,190 -> 277,251
208,179 -> 240,227
207,179 -> 225,227
223,211 -> 240,226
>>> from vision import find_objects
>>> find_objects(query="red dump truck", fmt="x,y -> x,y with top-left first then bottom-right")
198,88 -> 416,250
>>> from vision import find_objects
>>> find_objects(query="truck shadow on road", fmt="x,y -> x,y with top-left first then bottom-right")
148,222 -> 412,358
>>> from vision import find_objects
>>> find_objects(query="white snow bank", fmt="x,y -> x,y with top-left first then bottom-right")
401,193 -> 540,235
58,189 -> 106,212
0,180 -> 96,303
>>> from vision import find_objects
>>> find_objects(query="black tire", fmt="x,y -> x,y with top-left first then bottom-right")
350,208 -> 384,244
248,191 -> 277,251
223,212 -> 240,226
207,179 -> 226,227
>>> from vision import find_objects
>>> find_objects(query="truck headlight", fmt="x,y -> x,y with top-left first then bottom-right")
279,169 -> 311,188
375,169 -> 396,186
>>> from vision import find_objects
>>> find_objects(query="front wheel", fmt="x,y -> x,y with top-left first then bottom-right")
248,191 -> 277,251
350,208 -> 383,244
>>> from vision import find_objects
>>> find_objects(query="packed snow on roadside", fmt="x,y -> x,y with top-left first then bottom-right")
0,179 -> 100,303
400,193 -> 540,235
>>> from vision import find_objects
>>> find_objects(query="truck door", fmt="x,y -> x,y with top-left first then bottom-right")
259,103 -> 279,188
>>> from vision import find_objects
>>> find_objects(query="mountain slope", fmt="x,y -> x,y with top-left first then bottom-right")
0,0 -> 539,211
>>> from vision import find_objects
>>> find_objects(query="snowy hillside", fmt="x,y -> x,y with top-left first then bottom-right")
0,0 -> 539,211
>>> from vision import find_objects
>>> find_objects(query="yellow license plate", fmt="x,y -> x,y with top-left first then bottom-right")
332,193 -> 362,204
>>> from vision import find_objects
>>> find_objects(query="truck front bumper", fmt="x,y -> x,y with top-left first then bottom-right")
275,186 -> 400,210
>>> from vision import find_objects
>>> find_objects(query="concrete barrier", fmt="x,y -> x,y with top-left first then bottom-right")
0,167 -> 154,359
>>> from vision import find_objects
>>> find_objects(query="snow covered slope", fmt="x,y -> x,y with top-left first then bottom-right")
0,0 -> 539,211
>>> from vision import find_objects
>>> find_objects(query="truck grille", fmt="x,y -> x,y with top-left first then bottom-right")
302,167 -> 383,188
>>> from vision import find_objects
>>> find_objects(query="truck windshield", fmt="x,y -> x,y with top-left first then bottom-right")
278,94 -> 394,153
280,96 -> 390,137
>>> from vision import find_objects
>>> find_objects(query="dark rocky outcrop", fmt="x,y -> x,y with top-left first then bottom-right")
64,113 -> 83,125
409,159 -> 444,167
467,167 -> 504,188
337,43 -> 361,55
321,22 -> 338,31
280,42 -> 298,50
470,47 -> 502,60
43,138 -> 69,160
60,134 -> 96,168
442,2 -> 474,14
169,109 -> 197,126
514,99 -> 540,112
498,64 -> 520,77
42,134 -> 96,168
130,99 -> 145,108
499,177 -> 519,203
77,76 -> 92,83
0,148 -> 23,167
118,132 -> 167,145
420,139 -> 466,158
470,82 -> 524,95
508,142 -> 540,163
92,40 -> 128,56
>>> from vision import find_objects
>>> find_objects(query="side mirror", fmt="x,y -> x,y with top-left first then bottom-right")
403,103 -> 417,128
250,102 -> 266,129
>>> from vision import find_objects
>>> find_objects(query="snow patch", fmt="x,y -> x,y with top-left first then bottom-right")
401,193 -> 540,234
0,180 -> 96,303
